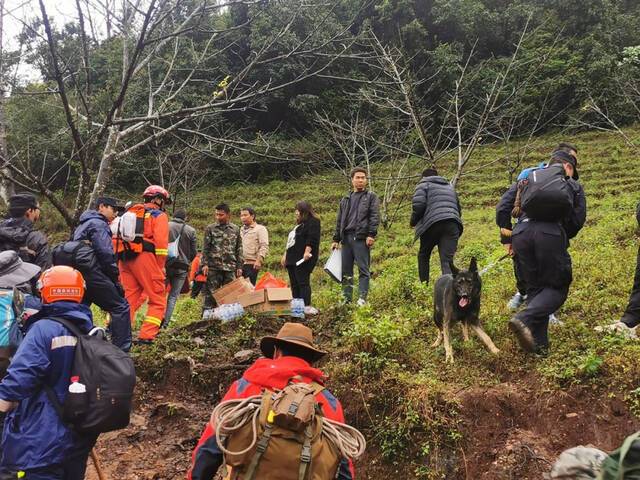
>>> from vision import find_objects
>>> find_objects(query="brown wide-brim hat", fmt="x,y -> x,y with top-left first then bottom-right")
260,322 -> 327,362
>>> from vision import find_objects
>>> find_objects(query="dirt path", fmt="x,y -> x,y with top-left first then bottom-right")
84,373 -> 639,480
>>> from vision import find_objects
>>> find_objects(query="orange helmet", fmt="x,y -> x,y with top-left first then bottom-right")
37,266 -> 85,304
143,185 -> 171,204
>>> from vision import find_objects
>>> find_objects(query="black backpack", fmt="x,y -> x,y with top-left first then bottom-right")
45,317 -> 136,435
51,240 -> 99,274
520,164 -> 574,221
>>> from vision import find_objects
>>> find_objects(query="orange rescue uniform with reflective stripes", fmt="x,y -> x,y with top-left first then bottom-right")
118,202 -> 169,341
190,253 -> 207,283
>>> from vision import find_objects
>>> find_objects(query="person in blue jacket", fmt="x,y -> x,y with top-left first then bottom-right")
73,196 -> 131,352
0,266 -> 98,479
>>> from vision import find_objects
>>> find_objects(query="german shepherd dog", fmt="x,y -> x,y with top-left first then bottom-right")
432,257 -> 500,363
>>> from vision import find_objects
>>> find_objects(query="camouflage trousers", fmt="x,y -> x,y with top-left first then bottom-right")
202,269 -> 236,309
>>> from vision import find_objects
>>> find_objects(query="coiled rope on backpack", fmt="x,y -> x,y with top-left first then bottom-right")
211,396 -> 367,460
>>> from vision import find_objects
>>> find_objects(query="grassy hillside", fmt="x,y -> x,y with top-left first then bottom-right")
83,127 -> 640,478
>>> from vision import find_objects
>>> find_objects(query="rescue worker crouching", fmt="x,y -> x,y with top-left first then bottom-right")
188,322 -> 356,480
115,185 -> 170,344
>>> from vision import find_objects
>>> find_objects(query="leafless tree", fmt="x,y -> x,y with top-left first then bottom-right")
1,0 -> 360,227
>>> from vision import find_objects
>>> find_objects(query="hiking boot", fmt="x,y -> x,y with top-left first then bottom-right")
133,339 -> 154,347
508,318 -> 536,353
548,313 -> 563,326
356,298 -> 367,307
507,292 -> 526,311
594,321 -> 638,339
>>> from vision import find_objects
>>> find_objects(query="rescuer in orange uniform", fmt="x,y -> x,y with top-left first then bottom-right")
116,186 -> 170,344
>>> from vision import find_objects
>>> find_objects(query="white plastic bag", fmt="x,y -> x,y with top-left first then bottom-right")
324,248 -> 342,283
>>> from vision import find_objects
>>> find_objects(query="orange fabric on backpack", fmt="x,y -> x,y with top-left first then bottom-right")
254,272 -> 288,290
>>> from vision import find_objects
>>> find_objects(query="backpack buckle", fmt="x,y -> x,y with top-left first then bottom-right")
300,444 -> 311,463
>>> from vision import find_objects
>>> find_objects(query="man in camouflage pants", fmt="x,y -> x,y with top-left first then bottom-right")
201,203 -> 243,310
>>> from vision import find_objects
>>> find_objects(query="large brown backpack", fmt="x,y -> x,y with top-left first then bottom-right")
221,381 -> 341,480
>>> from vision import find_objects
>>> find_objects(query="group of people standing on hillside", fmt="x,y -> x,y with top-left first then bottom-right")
0,138 -> 639,479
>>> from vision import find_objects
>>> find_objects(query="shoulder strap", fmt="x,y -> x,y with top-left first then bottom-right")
46,315 -> 83,338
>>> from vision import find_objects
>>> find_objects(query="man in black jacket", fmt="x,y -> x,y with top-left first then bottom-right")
498,150 -> 587,354
410,168 -> 463,283
332,167 -> 380,306
0,194 -> 50,274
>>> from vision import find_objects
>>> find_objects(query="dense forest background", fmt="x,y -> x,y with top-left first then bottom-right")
3,0 -> 640,223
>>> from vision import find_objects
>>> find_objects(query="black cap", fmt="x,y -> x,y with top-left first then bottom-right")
9,194 -> 38,211
551,150 -> 579,180
95,197 -> 123,211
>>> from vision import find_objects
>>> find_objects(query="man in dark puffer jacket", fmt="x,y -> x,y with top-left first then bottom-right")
0,194 -> 50,276
410,168 -> 463,283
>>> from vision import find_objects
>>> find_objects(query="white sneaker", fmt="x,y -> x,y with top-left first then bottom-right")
304,306 -> 319,316
356,298 -> 367,307
595,321 -> 638,339
548,313 -> 563,326
507,292 -> 526,311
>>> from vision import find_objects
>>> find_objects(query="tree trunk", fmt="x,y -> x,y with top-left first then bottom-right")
0,0 -> 14,204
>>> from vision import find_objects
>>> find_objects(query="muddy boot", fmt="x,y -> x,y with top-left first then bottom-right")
508,318 -> 536,353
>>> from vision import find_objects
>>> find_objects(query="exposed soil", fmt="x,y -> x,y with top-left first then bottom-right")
85,361 -> 640,480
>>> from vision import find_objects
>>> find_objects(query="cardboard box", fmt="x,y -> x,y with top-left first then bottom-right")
213,277 -> 254,305
238,287 -> 293,315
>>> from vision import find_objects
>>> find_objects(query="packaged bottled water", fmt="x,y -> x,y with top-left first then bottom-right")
291,298 -> 305,318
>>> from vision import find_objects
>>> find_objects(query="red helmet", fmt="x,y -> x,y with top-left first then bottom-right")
37,266 -> 85,304
143,185 -> 171,204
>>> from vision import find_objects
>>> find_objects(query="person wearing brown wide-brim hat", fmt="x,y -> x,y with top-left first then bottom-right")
259,321 -> 327,363
188,322 -> 356,480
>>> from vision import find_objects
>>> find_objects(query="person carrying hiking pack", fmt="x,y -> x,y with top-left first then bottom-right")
115,185 -> 170,344
497,142 -> 579,324
410,167 -> 463,283
332,167 -> 380,306
0,266 -> 98,479
188,322 -> 358,480
0,194 -> 50,275
498,148 -> 586,354
201,203 -> 243,311
164,209 -> 197,326
65,196 -> 132,352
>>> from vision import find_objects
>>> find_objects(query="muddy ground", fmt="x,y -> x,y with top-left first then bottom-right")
85,361 -> 639,480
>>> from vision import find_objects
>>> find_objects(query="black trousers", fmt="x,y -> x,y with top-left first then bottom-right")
513,257 -> 527,296
191,281 -> 205,299
512,221 -> 572,348
83,269 -> 132,352
287,261 -> 316,306
622,245 -> 640,327
418,220 -> 460,283
242,264 -> 259,286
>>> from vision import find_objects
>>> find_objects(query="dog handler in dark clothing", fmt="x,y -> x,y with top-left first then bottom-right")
410,168 -> 463,283
501,149 -> 586,354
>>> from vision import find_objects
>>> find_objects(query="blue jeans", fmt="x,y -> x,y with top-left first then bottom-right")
165,269 -> 188,325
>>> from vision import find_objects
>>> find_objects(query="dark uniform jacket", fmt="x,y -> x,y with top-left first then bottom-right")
496,179 -> 587,241
0,218 -> 50,271
410,176 -> 463,239
333,191 -> 380,242
73,210 -> 119,282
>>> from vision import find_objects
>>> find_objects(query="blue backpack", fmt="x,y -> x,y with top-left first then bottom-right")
0,288 -> 25,350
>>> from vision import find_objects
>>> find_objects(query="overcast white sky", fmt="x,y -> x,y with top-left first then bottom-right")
4,0 -> 95,82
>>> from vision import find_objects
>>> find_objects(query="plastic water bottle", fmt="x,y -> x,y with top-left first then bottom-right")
291,298 -> 305,318
69,376 -> 86,394
202,308 -> 215,321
